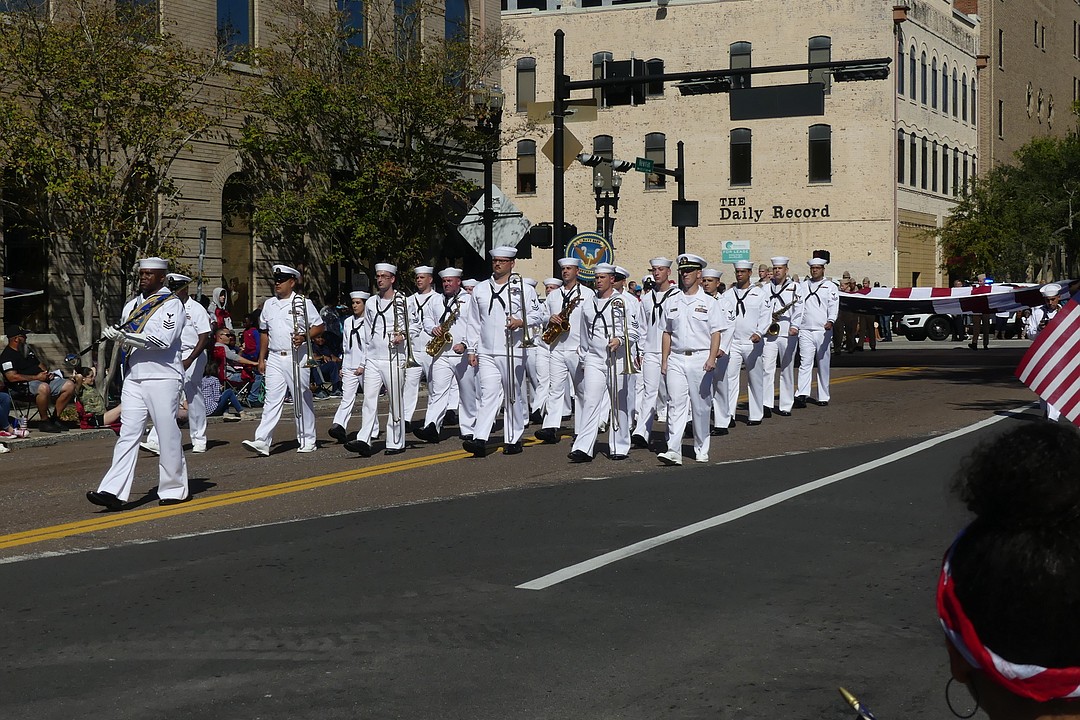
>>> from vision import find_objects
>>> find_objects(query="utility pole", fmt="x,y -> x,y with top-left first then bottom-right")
552,30 -> 567,278
676,141 -> 686,256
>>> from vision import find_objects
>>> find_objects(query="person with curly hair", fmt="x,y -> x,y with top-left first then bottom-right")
938,421 -> 1080,720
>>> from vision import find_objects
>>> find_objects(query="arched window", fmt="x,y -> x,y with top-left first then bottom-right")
920,51 -> 927,104
515,57 -> 536,113
961,73 -> 968,121
809,36 -> 831,94
593,51 -> 612,108
971,78 -> 977,128
645,133 -> 667,189
897,38 -> 905,95
646,58 -> 665,97
953,147 -> 960,196
942,144 -> 950,196
516,140 -> 536,194
931,140 -> 938,192
952,69 -> 959,116
730,41 -> 752,89
897,129 -> 905,184
909,132 -> 917,186
730,128 -> 751,186
920,136 -> 928,190
930,57 -> 938,109
808,124 -> 831,183
338,0 -> 364,48
444,0 -> 468,42
909,45 -> 917,99
942,62 -> 949,111
963,150 -> 969,190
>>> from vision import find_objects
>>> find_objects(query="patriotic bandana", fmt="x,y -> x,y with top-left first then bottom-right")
937,532 -> 1080,702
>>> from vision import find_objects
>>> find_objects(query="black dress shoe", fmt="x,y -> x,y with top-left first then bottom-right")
529,410 -> 543,425
608,453 -> 629,461
328,424 -> 348,442
774,409 -> 792,417
463,439 -> 488,458
567,449 -> 592,463
816,400 -> 829,407
444,410 -> 459,426
403,420 -> 414,433
747,420 -> 762,426
631,434 -> 649,449
384,447 -> 406,456
344,439 -> 373,457
414,423 -> 440,443
459,434 -> 474,442
159,496 -> 191,506
794,396 -> 808,409
502,442 -> 523,455
728,419 -> 736,428
763,407 -> 772,418
710,427 -> 729,436
86,490 -> 123,510
534,428 -> 559,444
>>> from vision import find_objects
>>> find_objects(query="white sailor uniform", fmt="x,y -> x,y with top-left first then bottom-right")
632,284 -> 680,440
663,289 -> 724,460
356,294 -> 420,451
711,292 -> 736,431
1027,303 -> 1063,421
796,277 -> 840,402
761,279 -> 803,414
723,283 -> 771,423
423,291 -> 473,434
540,283 -> 595,432
331,312 -> 367,432
404,290 -> 438,424
146,295 -> 211,452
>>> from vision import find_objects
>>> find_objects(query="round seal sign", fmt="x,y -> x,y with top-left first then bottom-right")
564,231 -> 614,282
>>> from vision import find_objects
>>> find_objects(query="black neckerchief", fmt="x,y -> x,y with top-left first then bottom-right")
590,295 -> 615,336
347,316 -> 363,349
770,280 -> 792,303
733,286 -> 752,316
650,286 -> 678,325
561,284 -> 580,310
441,292 -> 460,322
371,296 -> 394,336
488,279 -> 509,312
805,280 -> 825,304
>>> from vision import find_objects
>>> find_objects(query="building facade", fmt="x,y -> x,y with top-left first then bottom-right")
501,0 -> 980,288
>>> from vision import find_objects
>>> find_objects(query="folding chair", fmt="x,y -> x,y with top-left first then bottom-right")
6,381 -> 40,425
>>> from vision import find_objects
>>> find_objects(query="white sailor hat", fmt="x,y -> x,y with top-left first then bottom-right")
677,253 -> 707,270
462,278 -> 478,288
139,257 -> 169,271
558,257 -> 582,268
807,258 -> 827,267
490,246 -> 518,259
1041,283 -> 1063,298
165,272 -> 192,285
614,266 -> 629,280
374,262 -> 398,275
272,264 -> 301,278
438,267 -> 463,279
649,256 -> 673,268
594,263 -> 617,275
702,268 -> 723,279
524,277 -> 538,287
543,277 -> 563,288
733,260 -> 754,270
413,265 -> 434,275
770,256 -> 790,266
349,291 -> 371,300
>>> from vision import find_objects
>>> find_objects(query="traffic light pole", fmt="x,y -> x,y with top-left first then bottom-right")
676,141 -> 686,256
552,30 -> 568,278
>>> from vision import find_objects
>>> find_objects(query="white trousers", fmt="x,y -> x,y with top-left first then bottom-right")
797,328 -> 833,402
711,353 -> 732,429
526,344 -> 551,415
632,352 -> 666,438
358,357 -> 405,449
727,340 -> 765,422
761,334 -> 798,412
254,353 -> 316,448
331,366 -> 364,430
572,357 -> 632,457
98,377 -> 188,502
664,351 -> 714,458
455,359 -> 479,437
474,353 -> 527,444
424,351 -> 470,432
403,349 -> 432,423
147,353 -> 206,449
543,349 -> 584,431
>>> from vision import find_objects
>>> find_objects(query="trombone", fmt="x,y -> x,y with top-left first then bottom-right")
291,293 -> 318,440
607,297 -> 639,432
387,291 -> 420,426
506,273 -> 533,404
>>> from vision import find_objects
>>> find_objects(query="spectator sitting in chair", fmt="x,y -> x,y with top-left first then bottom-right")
309,331 -> 342,399
0,379 -> 29,439
212,327 -> 258,382
0,324 -> 76,433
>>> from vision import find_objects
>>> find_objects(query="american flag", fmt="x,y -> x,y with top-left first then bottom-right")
1016,288 -> 1080,426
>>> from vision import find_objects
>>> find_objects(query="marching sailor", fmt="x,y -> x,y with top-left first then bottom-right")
345,263 -> 419,457
702,268 -> 734,436
657,254 -> 724,466
723,260 -> 771,426
568,264 -> 639,463
243,264 -> 324,456
403,266 -> 437,430
631,257 -> 680,448
415,268 -> 472,443
1026,283 -> 1066,421
761,256 -> 802,417
795,257 -> 840,407
327,291 -> 369,442
87,257 -> 190,509
527,277 -> 561,424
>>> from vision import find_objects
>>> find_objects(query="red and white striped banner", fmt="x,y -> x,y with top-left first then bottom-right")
839,281 -> 1076,315
1016,288 -> 1080,426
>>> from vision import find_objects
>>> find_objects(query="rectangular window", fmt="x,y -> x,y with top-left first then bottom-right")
646,58 -> 665,98
218,0 -> 253,54
730,42 -> 752,89
730,128 -> 751,186
516,57 -> 536,113
645,132 -> 667,189
809,36 -> 831,95
998,29 -> 1004,69
338,0 -> 365,48
516,140 -> 537,195
909,134 -> 917,186
897,131 -> 905,184
942,145 -> 950,196
920,137 -> 928,190
118,0 -> 160,40
931,141 -> 938,193
1035,20 -> 1040,46
593,52 -> 612,109
808,124 -> 831,183
998,99 -> 1004,138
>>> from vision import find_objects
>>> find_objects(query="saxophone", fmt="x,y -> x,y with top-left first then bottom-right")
541,294 -> 582,344
766,296 -> 800,336
425,302 -> 460,357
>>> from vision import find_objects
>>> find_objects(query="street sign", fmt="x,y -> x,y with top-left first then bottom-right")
456,185 -> 533,258
526,98 -> 599,124
634,157 -> 654,174
541,127 -> 583,169
721,240 -> 751,264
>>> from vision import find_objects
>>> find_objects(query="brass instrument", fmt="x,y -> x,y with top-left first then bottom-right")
506,273 -> 533,404
838,687 -> 878,720
606,297 -> 639,433
425,299 -> 460,357
542,293 -> 582,344
612,297 -> 639,377
386,293 -> 419,428
766,296 -> 800,337
291,293 -> 318,441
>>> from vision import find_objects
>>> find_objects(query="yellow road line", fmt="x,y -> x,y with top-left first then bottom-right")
0,367 -> 921,552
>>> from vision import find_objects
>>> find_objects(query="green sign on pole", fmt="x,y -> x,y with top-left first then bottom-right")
634,157 -> 654,174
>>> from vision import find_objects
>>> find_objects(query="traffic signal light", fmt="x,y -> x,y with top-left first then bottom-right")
833,64 -> 890,82
576,154 -> 633,173
676,78 -> 732,96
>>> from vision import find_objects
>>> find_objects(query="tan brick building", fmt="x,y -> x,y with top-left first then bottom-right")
501,0 -> 979,288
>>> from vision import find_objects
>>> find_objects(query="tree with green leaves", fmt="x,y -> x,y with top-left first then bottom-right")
235,0 -> 515,288
0,0 -> 225,385
939,127 -> 1080,282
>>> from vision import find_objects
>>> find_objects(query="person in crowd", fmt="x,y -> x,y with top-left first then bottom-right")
87,257 -> 189,510
969,275 -> 993,350
723,260 -> 771,426
241,310 -> 261,361
415,269 -> 472,445
1,324 -> 77,433
309,331 -> 343,398
71,366 -> 121,430
795,258 -> 839,407
208,286 -> 233,331
949,279 -> 968,342
200,360 -> 243,421
0,380 -> 27,439
938,422 -> 1080,720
